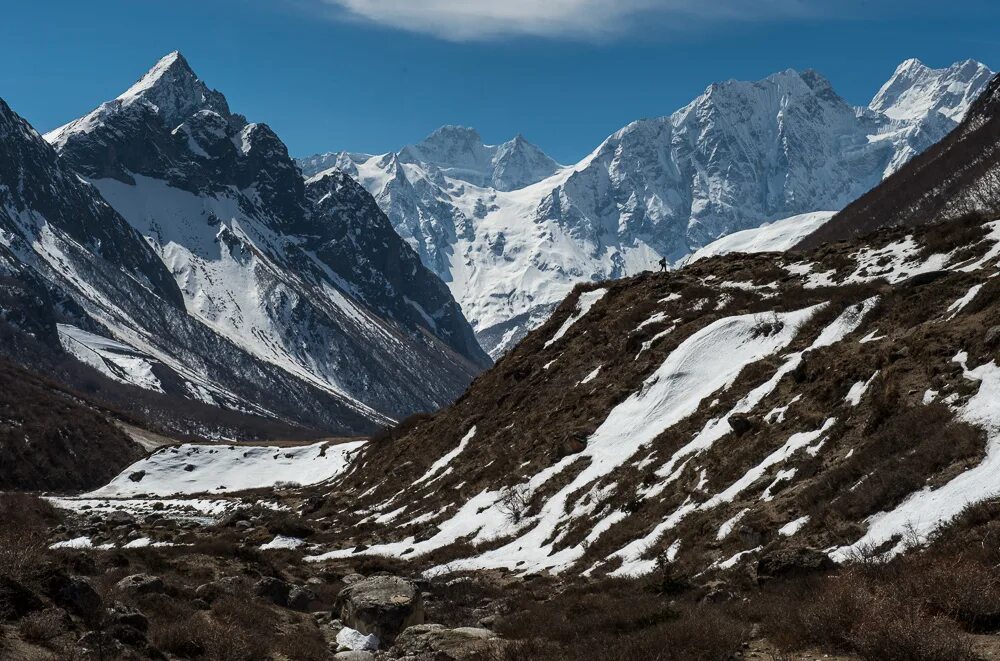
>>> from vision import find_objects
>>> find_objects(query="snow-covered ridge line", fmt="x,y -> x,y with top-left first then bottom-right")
301,59 -> 992,357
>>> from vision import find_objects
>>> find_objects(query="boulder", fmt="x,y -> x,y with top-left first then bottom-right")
105,511 -> 136,526
288,585 -> 317,611
757,547 -> 835,581
392,624 -> 498,660
341,573 -> 366,585
46,574 -> 101,617
728,414 -> 755,436
115,573 -> 165,596
254,577 -> 291,607
986,325 -> 1000,347
194,576 -> 249,602
109,602 -> 149,632
336,575 -> 424,645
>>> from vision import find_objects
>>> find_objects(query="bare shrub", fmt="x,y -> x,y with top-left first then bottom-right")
18,608 -> 67,643
497,485 -> 530,524
0,493 -> 54,580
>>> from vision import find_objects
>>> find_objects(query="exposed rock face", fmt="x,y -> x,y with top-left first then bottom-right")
114,574 -> 165,596
336,576 -> 425,645
757,547 -> 836,581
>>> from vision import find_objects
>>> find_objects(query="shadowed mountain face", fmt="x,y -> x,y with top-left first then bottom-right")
301,60 -> 994,358
0,52 -> 492,440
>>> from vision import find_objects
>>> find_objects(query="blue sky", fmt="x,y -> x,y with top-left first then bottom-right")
2,0 -> 998,163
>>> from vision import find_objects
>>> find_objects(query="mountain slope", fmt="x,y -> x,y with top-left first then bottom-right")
301,59 -> 992,358
307,209 -> 1000,578
0,355 -> 143,492
0,94 -> 386,436
290,68 -> 1000,578
42,52 -> 489,432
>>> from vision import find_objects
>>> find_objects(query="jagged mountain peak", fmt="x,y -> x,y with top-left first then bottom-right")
116,50 -> 231,125
870,57 -> 993,122
30,52 -> 491,433
418,124 -> 484,148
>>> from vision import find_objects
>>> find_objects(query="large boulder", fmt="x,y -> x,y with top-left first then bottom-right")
194,576 -> 250,603
45,574 -> 101,618
336,626 -> 380,651
288,585 -> 317,611
392,624 -> 498,660
115,573 -> 165,596
336,575 -> 425,645
757,547 -> 835,581
254,577 -> 291,607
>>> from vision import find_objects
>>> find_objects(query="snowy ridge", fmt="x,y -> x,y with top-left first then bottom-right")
687,212 -> 836,263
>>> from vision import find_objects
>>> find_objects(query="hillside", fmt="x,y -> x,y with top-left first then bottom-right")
310,211 -> 1000,579
26,208 -> 1000,661
0,357 -> 143,491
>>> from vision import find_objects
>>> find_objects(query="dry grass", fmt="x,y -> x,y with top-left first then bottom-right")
486,577 -> 747,661
0,493 -> 55,581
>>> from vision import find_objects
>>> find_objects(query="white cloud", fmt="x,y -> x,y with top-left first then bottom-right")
317,0 -> 830,41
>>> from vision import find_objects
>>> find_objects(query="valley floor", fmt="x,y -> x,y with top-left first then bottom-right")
7,467 -> 1000,661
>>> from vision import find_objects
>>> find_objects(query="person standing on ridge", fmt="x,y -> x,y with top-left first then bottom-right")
658,257 -> 667,272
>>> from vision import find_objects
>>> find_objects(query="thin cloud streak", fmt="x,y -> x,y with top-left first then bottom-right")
315,0 -> 840,41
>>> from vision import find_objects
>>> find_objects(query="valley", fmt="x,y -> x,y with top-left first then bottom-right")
1,31 -> 1000,661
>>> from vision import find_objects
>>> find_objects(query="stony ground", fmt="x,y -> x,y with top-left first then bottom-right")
1,485 -> 998,661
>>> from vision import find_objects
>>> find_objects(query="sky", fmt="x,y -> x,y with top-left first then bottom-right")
2,0 -> 998,164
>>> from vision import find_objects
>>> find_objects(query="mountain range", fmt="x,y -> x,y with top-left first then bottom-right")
300,58 -> 994,357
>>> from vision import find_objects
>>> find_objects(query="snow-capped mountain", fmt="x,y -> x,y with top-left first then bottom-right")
300,59 -> 993,357
0,94 -> 374,435
804,67 -> 1000,248
1,51 -> 492,435
300,126 -> 562,193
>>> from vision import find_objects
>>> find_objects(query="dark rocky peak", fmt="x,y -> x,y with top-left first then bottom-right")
114,51 -> 237,129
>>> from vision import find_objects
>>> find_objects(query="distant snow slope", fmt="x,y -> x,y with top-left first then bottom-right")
300,59 -> 992,357
688,212 -> 836,262
88,441 -> 365,497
